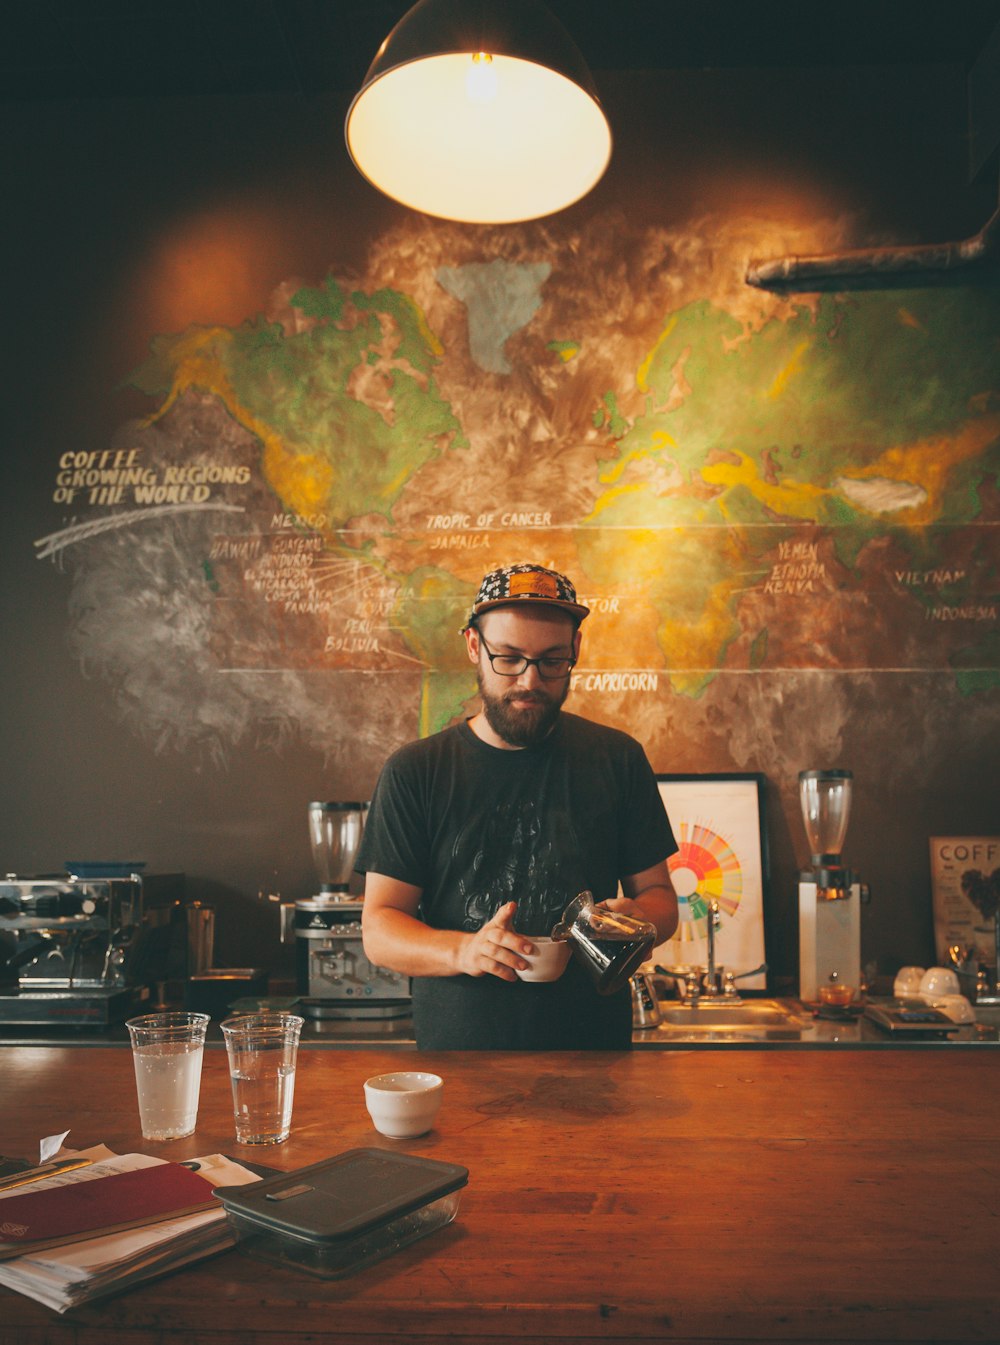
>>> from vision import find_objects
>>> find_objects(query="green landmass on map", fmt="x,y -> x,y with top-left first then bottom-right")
129,275 -> 467,531
125,264 -> 1000,725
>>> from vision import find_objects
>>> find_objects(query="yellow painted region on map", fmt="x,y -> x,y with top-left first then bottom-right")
657,585 -> 739,695
146,326 -> 333,517
419,678 -> 432,738
261,429 -> 333,520
636,317 -> 678,393
897,307 -> 928,334
401,295 -> 444,357
383,459 -> 419,500
695,414 -> 998,525
556,344 -> 579,363
143,326 -> 231,422
617,527 -> 673,581
598,430 -> 678,487
584,481 -> 651,520
767,339 -> 811,400
700,452 -> 827,521
585,527 -> 739,695
842,413 -> 1000,525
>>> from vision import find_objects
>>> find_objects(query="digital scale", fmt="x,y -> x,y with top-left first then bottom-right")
863,1003 -> 960,1035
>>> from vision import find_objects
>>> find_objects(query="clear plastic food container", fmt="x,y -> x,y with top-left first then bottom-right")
214,1148 -> 468,1279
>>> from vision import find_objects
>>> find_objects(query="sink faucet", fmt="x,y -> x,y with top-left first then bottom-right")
977,908 -> 1000,1006
703,899 -> 722,997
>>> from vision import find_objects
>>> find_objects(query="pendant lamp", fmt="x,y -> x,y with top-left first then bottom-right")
345,0 -> 612,224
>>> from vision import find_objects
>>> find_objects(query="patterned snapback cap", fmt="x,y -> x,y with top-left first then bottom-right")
466,563 -> 590,625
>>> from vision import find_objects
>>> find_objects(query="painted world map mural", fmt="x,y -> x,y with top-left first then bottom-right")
36,209 -> 1000,782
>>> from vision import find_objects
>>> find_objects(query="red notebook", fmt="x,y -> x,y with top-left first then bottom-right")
0,1162 -> 216,1259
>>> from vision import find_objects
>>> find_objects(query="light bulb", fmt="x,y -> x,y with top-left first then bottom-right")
465,51 -> 498,103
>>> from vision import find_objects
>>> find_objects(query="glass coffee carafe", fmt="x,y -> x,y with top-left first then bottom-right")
552,891 -> 656,996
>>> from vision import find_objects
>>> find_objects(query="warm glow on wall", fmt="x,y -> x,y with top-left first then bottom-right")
141,208 -> 288,332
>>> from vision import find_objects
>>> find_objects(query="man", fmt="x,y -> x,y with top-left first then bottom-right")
357,562 -> 679,1049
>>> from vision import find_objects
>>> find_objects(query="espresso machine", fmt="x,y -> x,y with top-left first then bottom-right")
281,802 -> 410,1019
797,769 -> 865,1002
0,868 -> 175,1025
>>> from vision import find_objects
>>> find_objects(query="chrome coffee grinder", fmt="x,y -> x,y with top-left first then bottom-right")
797,769 -> 864,1002
281,802 -> 410,1018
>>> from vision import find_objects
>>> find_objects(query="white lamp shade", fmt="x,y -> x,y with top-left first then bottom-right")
345,0 -> 612,224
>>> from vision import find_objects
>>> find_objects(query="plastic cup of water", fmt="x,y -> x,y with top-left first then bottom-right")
220,1012 -> 304,1145
126,1011 -> 210,1141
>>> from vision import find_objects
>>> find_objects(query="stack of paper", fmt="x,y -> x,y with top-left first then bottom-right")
0,1147 -> 260,1313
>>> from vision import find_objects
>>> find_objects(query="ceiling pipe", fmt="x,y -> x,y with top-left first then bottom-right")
746,196 -> 1000,292
747,20 -> 1000,293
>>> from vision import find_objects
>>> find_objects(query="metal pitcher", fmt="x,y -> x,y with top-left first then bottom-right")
631,970 -> 661,1027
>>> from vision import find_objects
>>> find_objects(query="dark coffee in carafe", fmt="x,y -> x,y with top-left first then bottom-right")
552,892 -> 656,996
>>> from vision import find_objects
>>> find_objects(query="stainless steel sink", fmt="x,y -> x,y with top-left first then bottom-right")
659,1001 -> 797,1026
650,998 -> 812,1038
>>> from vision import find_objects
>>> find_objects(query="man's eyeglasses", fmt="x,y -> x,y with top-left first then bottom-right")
477,634 -> 576,680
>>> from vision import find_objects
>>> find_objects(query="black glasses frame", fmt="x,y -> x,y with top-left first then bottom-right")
476,632 -> 576,681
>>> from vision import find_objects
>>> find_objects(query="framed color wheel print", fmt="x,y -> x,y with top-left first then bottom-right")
654,774 -> 769,990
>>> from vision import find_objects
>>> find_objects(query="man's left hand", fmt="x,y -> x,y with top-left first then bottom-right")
612,861 -> 680,944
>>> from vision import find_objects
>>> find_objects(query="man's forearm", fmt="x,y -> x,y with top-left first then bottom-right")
630,885 -> 680,943
362,905 -> 470,978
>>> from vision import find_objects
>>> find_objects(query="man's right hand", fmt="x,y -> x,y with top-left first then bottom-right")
456,901 -> 533,981
363,876 -> 537,981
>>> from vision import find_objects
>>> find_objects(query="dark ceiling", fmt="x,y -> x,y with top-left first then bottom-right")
4,0 -> 1000,102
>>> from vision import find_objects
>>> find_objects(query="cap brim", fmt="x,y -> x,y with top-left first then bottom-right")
472,596 -> 590,621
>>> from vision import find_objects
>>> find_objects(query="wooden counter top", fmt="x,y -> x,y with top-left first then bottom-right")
2,1046 -> 997,1345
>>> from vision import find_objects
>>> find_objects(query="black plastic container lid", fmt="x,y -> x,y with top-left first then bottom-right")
214,1148 -> 468,1244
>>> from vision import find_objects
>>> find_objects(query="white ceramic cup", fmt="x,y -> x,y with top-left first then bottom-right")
364,1071 -> 443,1139
516,936 -> 572,982
919,966 -> 960,998
893,966 -> 926,998
928,993 -> 975,1024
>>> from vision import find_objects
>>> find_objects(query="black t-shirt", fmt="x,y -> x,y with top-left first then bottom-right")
355,712 -> 677,1049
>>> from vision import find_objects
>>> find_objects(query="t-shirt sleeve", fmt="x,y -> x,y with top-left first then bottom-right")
618,740 -> 678,877
354,752 -> 430,888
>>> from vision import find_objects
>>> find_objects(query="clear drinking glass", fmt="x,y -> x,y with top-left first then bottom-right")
221,1012 -> 304,1144
126,1011 -> 210,1141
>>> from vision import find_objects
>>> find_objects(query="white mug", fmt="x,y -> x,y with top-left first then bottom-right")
919,966 -> 960,998
516,937 -> 572,983
893,966 -> 926,998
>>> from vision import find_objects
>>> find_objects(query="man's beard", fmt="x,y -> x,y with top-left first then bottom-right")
477,671 -> 568,748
